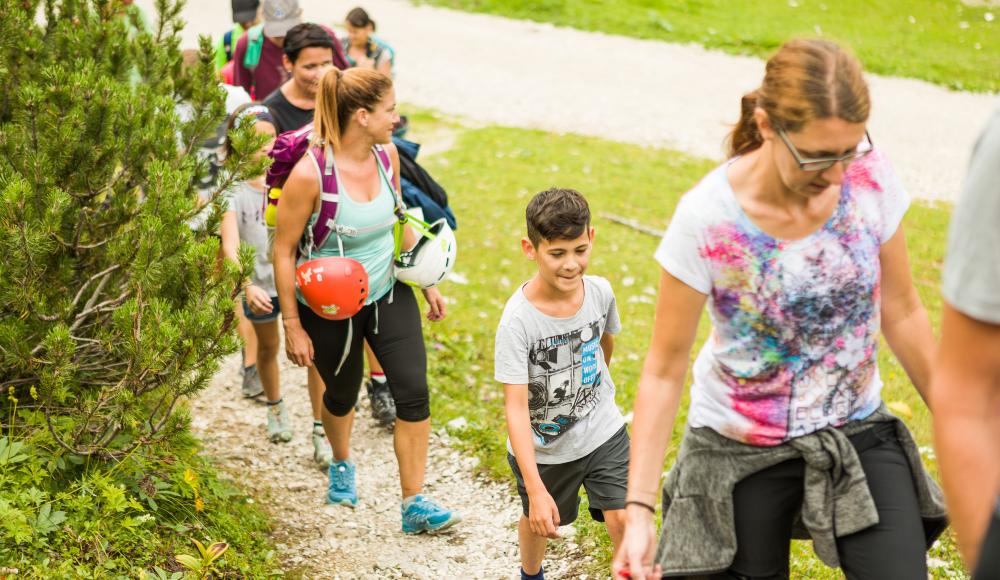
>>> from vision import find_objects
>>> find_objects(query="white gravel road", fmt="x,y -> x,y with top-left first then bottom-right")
141,0 -> 997,202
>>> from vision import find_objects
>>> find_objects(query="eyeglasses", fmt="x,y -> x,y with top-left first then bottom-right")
776,127 -> 874,172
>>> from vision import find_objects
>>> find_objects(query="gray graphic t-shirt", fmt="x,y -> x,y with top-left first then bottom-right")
495,275 -> 624,464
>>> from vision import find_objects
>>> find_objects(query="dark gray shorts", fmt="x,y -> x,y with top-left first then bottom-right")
507,425 -> 629,525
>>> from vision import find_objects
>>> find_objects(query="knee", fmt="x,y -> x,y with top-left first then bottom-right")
394,395 -> 430,422
255,335 -> 280,361
323,390 -> 358,417
603,509 -> 626,536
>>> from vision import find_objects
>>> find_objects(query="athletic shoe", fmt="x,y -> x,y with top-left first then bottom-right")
365,379 -> 396,428
401,495 -> 461,534
241,364 -> 263,398
312,428 -> 333,469
327,460 -> 357,508
266,401 -> 293,443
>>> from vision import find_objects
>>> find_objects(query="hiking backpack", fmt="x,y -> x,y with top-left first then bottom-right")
263,124 -> 403,256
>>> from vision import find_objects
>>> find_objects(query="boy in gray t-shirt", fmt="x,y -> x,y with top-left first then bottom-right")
933,101 -> 1000,577
495,188 -> 628,580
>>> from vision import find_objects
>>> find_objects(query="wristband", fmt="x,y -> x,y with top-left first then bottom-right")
624,500 -> 656,513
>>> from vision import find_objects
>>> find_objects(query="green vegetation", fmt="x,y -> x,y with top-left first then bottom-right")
420,0 -> 999,93
413,112 -> 966,577
0,1 -> 277,576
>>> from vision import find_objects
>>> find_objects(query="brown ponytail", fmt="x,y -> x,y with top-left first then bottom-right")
313,67 -> 393,152
726,39 -> 870,158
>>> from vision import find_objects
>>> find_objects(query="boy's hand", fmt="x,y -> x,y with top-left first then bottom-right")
527,489 -> 561,539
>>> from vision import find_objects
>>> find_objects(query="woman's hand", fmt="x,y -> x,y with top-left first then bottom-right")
611,506 -> 661,579
422,287 -> 447,321
245,284 -> 273,316
283,319 -> 314,367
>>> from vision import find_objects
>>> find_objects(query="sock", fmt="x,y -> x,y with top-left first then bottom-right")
244,363 -> 256,372
313,420 -> 323,434
370,371 -> 386,384
266,398 -> 282,406
521,566 -> 544,580
401,494 -> 420,508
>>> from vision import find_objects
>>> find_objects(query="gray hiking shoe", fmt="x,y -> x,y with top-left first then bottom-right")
365,379 -> 396,429
312,427 -> 333,469
266,401 -> 293,443
241,364 -> 263,398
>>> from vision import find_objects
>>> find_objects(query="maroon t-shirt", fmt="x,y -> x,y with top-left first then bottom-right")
233,24 -> 348,100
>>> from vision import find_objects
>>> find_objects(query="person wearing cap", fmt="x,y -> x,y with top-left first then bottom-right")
214,0 -> 261,72
232,0 -> 349,100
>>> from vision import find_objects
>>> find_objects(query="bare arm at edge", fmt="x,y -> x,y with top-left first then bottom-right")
931,304 -> 1000,569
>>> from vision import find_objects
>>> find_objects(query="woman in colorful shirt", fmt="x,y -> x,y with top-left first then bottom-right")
614,39 -> 944,579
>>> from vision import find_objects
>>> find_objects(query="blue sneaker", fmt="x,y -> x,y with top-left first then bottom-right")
401,495 -> 461,534
327,460 -> 357,508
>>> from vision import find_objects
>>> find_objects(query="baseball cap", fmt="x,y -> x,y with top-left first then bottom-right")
262,0 -> 303,38
231,0 -> 259,23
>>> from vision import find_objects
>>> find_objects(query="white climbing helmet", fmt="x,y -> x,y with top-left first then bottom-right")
394,218 -> 457,289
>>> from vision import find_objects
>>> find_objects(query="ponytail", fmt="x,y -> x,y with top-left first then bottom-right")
312,67 -> 393,153
727,90 -> 763,158
313,68 -> 343,152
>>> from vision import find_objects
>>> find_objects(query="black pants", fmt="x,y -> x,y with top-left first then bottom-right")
700,424 -> 929,580
974,500 -> 1000,580
300,281 -> 430,422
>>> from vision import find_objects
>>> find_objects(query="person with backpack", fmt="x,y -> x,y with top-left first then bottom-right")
214,0 -> 260,80
219,103 -> 293,443
232,0 -> 348,100
342,7 -> 394,77
613,39 -> 946,579
272,67 -> 460,533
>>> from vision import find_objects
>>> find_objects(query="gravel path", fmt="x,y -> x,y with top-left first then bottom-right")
144,0 -> 997,202
191,352 -> 590,578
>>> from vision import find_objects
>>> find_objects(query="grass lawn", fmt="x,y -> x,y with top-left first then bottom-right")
419,0 -> 999,93
406,110 -> 968,578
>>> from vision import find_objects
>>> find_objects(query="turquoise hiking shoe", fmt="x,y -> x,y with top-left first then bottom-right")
327,460 -> 357,508
401,495 -> 461,534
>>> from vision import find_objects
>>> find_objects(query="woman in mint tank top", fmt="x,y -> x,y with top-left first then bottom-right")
615,39 -> 944,579
272,68 -> 460,534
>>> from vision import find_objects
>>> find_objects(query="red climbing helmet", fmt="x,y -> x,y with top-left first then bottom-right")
295,257 -> 368,320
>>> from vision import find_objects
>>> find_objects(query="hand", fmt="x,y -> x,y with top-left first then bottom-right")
421,287 -> 447,322
245,285 -> 273,316
611,506 -> 661,579
283,319 -> 314,367
527,489 -> 561,539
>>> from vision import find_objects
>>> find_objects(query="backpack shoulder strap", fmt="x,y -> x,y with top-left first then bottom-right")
373,144 -> 393,181
306,144 -> 342,250
373,144 -> 408,223
243,24 -> 266,70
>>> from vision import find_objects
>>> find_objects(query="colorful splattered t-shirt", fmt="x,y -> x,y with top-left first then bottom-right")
655,151 -> 910,446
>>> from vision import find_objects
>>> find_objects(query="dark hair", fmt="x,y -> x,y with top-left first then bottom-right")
727,38 -> 870,157
313,68 -> 393,151
283,23 -> 335,64
224,101 -> 275,159
525,188 -> 591,246
346,7 -> 375,31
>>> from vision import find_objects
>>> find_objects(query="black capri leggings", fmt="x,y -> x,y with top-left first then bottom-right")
300,281 -> 429,422
695,423 -> 943,580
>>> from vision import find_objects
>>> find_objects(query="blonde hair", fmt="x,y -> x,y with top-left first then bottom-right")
728,38 -> 870,158
312,68 -> 393,151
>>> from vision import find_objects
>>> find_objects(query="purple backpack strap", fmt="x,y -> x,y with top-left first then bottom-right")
308,144 -> 341,251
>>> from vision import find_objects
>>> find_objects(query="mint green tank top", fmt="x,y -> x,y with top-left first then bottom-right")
298,152 -> 396,306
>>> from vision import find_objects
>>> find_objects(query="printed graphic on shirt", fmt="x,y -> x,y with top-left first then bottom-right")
527,319 -> 605,445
